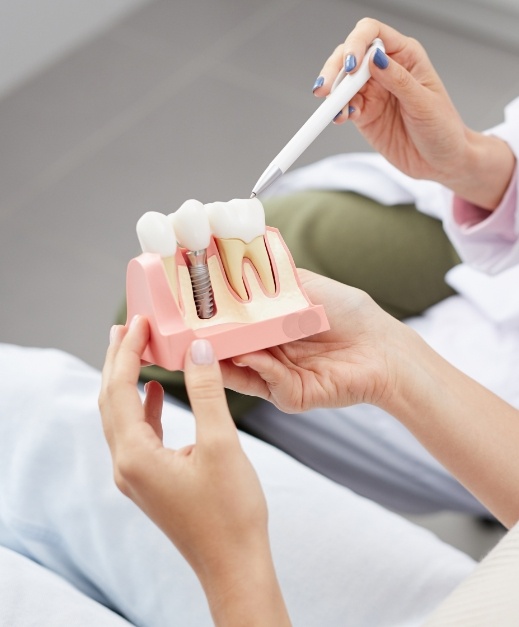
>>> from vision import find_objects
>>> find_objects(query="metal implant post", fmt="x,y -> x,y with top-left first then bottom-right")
185,249 -> 215,319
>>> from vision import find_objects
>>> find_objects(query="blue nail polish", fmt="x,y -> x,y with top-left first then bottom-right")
344,54 -> 357,73
373,48 -> 389,69
348,105 -> 356,115
312,76 -> 324,92
333,111 -> 342,121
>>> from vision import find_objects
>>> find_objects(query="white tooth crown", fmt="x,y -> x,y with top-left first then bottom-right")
136,210 -> 178,301
205,198 -> 265,244
136,211 -> 177,257
171,199 -> 211,251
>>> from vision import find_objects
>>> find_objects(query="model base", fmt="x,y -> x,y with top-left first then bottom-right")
126,227 -> 329,371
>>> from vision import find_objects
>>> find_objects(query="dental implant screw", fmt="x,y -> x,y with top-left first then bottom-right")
185,249 -> 215,319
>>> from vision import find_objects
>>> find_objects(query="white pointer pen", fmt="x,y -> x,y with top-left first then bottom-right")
250,38 -> 385,198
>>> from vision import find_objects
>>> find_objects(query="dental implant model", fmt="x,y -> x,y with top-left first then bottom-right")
205,198 -> 275,301
171,199 -> 214,319
136,211 -> 178,301
125,197 -> 329,370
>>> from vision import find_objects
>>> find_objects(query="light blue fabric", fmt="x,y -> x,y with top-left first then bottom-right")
0,344 -> 475,626
0,546 -> 131,627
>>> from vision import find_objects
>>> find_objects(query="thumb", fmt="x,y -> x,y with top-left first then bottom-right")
184,339 -> 238,444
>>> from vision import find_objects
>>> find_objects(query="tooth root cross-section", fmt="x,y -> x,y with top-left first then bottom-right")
216,235 -> 276,300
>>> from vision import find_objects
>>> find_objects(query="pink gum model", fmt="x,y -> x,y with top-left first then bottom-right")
126,227 -> 329,370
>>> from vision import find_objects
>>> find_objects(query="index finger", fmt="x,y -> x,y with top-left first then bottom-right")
99,316 -> 150,443
316,18 -> 410,95
341,18 -> 409,70
108,316 -> 149,391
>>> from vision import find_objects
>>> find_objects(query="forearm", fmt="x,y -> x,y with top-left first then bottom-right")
199,545 -> 291,627
382,325 -> 519,528
443,130 -> 516,210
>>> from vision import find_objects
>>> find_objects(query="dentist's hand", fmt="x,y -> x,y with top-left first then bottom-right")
99,316 -> 290,626
222,269 -> 407,414
314,18 -> 514,209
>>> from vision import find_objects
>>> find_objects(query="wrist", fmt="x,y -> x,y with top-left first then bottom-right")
376,324 -> 437,418
198,540 -> 291,626
378,324 -> 474,441
375,322 -> 519,527
367,316 -> 419,412
442,130 -> 516,210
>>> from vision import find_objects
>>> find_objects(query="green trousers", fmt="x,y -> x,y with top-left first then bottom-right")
118,191 -> 460,419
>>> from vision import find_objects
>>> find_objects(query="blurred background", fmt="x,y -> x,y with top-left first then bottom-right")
1,0 -> 518,559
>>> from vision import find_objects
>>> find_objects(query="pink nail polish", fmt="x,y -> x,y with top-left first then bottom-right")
191,339 -> 214,365
109,325 -> 117,344
129,314 -> 140,330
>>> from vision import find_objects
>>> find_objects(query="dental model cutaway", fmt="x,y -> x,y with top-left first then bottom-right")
172,199 -> 215,319
126,197 -> 329,370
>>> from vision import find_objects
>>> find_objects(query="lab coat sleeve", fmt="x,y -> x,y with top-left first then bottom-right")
444,97 -> 519,274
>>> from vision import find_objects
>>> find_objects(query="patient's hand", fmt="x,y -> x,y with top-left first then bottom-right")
222,269 -> 408,413
99,317 -> 290,626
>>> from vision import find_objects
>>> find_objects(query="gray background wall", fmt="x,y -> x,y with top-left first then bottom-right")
0,0 -> 152,97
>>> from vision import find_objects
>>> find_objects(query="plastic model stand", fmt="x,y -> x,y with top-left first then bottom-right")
126,227 -> 329,370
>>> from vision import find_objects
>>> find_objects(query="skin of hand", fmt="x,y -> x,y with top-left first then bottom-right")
313,18 -> 516,210
224,269 -> 519,527
221,268 -> 404,413
99,316 -> 291,626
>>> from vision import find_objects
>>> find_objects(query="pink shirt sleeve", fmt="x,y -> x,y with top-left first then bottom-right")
444,166 -> 519,274
451,169 -> 517,240
443,97 -> 519,274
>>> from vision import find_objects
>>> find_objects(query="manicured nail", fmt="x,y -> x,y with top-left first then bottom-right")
344,54 -> 356,73
373,48 -> 389,69
129,314 -> 140,330
312,76 -> 324,92
191,339 -> 214,365
333,110 -> 343,121
144,382 -> 150,392
348,105 -> 356,115
109,325 -> 117,345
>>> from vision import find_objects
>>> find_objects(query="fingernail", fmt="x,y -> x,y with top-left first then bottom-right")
333,110 -> 343,121
129,314 -> 140,330
344,54 -> 356,73
109,325 -> 117,344
144,382 -> 150,392
312,76 -> 324,92
373,48 -> 389,69
191,339 -> 214,365
348,105 -> 356,115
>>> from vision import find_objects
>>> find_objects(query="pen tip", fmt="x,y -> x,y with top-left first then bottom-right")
249,192 -> 256,199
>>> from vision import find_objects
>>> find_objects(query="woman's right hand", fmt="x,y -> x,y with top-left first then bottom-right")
221,269 -> 410,414
314,18 -> 515,209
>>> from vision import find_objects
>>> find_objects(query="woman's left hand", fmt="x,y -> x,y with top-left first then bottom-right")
99,316 -> 290,625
